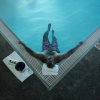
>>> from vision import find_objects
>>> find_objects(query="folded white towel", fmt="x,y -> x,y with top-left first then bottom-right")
3,51 -> 33,82
42,63 -> 59,75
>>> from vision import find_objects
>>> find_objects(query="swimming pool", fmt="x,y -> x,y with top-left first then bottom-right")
0,0 -> 100,52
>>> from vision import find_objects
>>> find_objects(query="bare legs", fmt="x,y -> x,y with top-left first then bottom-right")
51,30 -> 60,53
42,24 -> 60,53
42,24 -> 51,51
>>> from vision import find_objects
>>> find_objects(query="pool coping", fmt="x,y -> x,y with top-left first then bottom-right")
0,19 -> 100,90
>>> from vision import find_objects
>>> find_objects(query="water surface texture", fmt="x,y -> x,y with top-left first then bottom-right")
0,0 -> 100,52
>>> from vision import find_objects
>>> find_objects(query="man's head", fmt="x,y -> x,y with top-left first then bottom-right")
46,56 -> 55,68
45,48 -> 56,68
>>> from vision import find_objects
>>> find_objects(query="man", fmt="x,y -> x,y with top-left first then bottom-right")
19,24 -> 83,68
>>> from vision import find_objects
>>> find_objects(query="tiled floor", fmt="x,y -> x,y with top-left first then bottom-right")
0,33 -> 100,100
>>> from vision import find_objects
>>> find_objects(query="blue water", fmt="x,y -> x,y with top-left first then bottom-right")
0,0 -> 100,52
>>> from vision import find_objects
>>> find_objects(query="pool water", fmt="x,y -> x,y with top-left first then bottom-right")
0,0 -> 100,52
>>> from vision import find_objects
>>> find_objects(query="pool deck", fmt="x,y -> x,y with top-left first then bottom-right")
0,20 -> 100,90
0,20 -> 100,99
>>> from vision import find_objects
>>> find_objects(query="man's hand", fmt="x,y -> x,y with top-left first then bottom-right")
18,41 -> 21,44
18,41 -> 25,47
79,41 -> 83,45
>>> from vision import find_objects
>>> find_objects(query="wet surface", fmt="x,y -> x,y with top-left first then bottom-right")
0,34 -> 100,100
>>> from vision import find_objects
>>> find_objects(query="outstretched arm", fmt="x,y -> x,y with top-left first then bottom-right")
19,41 -> 46,62
55,42 -> 83,63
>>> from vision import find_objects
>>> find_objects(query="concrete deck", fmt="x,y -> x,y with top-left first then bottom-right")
0,20 -> 100,99
0,33 -> 100,100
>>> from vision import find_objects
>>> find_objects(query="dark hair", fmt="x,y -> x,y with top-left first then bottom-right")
47,62 -> 54,68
